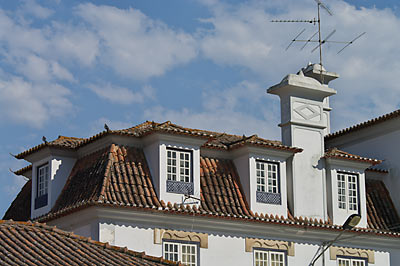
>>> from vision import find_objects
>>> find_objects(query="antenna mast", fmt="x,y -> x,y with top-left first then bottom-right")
272,0 -> 365,83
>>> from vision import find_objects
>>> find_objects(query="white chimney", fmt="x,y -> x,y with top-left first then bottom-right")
267,63 -> 339,220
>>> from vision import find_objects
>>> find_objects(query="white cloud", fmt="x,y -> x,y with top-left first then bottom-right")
76,3 -> 197,80
49,22 -> 99,66
20,0 -> 54,19
144,80 -> 281,139
88,83 -> 156,105
198,0 -> 400,132
0,76 -> 72,128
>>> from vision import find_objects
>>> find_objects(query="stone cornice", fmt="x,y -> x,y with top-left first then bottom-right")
245,238 -> 294,256
154,228 -> 208,248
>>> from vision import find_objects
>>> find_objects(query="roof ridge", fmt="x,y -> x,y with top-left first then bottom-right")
97,144 -> 118,202
326,109 -> 400,140
57,135 -> 85,140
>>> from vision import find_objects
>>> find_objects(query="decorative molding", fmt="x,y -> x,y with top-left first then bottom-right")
329,246 -> 375,263
245,238 -> 294,256
154,228 -> 208,248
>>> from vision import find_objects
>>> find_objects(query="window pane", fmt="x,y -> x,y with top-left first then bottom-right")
163,243 -> 179,262
270,251 -> 284,266
167,151 -> 177,181
338,258 -> 350,266
181,244 -> 197,266
178,151 -> 191,183
347,174 -> 358,211
254,250 -> 268,266
38,165 -> 49,197
337,174 -> 346,209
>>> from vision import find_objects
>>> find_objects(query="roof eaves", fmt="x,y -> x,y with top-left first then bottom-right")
35,201 -> 400,238
13,165 -> 32,176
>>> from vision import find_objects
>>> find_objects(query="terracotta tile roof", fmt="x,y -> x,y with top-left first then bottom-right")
325,109 -> 400,141
3,180 -> 31,221
324,148 -> 382,165
15,121 -> 301,159
6,144 -> 400,237
51,144 -> 161,214
366,179 -> 400,232
200,157 -> 250,216
0,220 -> 181,266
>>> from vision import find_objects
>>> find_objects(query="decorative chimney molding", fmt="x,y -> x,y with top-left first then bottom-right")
267,64 -> 339,221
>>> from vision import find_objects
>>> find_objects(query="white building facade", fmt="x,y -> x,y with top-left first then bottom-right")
5,63 -> 400,266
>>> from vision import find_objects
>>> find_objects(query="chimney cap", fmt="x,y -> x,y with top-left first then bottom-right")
302,63 -> 339,85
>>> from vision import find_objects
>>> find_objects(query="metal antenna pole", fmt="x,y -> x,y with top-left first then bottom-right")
317,3 -> 324,83
271,0 -> 365,79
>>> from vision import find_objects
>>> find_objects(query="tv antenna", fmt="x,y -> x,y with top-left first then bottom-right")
272,0 -> 366,82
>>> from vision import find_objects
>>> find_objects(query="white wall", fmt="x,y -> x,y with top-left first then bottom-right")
31,155 -> 76,219
326,161 -> 368,228
328,128 -> 400,213
96,221 -> 391,266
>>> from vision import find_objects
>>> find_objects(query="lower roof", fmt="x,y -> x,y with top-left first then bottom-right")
0,220 -> 180,266
4,144 -> 400,237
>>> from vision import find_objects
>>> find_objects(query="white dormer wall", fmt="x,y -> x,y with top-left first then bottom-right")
233,146 -> 290,218
326,158 -> 368,228
143,134 -> 205,206
28,150 -> 76,219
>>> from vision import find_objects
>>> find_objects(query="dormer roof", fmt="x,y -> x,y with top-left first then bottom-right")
324,148 -> 382,165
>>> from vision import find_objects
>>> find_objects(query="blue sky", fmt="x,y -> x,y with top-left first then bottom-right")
0,0 -> 399,217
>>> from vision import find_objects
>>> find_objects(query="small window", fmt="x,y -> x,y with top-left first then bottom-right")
256,161 -> 281,205
163,241 -> 198,266
337,257 -> 366,266
254,249 -> 285,266
337,173 -> 358,212
166,148 -> 193,195
35,163 -> 49,209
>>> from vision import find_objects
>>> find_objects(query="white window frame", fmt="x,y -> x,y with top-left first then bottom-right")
337,172 -> 358,212
337,257 -> 366,266
253,249 -> 286,266
167,148 -> 192,183
163,241 -> 198,266
256,161 -> 279,193
37,164 -> 49,197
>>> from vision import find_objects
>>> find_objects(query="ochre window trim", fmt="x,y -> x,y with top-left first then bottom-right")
329,246 -> 374,263
154,228 -> 208,248
245,238 -> 294,256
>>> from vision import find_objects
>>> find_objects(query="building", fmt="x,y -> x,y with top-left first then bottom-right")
4,63 -> 400,265
0,219 -> 182,266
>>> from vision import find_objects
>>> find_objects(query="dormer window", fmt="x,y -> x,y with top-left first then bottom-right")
35,163 -> 49,209
256,161 -> 281,205
337,172 -> 358,212
166,148 -> 193,195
